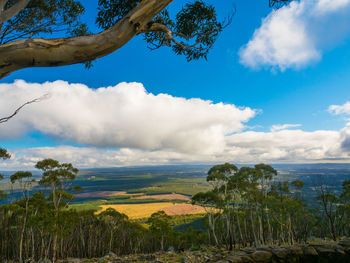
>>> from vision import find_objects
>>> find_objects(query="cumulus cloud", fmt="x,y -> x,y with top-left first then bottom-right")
328,102 -> 350,115
239,0 -> 350,70
2,81 -> 350,170
328,101 -> 350,151
270,123 -> 302,132
0,80 -> 255,154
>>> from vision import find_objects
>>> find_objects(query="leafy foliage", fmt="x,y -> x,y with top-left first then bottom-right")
97,0 -> 228,61
1,0 -> 85,44
0,148 -> 10,160
96,0 -> 140,29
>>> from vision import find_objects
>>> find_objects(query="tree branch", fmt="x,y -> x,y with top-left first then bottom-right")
140,22 -> 215,51
0,93 -> 50,124
0,0 -> 174,80
0,0 -> 30,24
0,0 -> 8,12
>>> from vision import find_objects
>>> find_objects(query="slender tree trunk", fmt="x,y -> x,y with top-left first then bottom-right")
250,209 -> 258,247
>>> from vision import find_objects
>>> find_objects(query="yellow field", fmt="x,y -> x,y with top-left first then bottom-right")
98,202 -> 206,219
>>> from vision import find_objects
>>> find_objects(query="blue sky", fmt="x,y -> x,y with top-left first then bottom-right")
2,0 -> 350,169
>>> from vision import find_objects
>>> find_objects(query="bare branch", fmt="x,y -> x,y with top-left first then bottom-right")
0,0 -> 30,24
0,93 -> 50,124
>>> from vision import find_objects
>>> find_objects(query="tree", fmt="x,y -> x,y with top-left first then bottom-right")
316,185 -> 339,241
35,158 -> 79,263
10,171 -> 32,263
147,211 -> 173,251
99,208 -> 128,252
0,0 -> 291,80
0,147 -> 10,159
269,0 -> 292,9
0,147 -> 10,202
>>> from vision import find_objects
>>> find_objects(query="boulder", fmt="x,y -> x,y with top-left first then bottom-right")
66,258 -> 82,263
250,251 -> 272,263
224,255 -> 243,263
272,248 -> 290,259
302,246 -> 318,257
339,239 -> 350,248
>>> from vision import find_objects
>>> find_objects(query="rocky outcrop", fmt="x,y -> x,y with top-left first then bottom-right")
214,239 -> 350,263
12,239 -> 350,263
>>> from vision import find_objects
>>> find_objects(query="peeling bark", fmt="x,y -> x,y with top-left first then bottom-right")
0,0 -> 174,80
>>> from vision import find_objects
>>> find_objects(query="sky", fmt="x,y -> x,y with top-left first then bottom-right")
2,0 -> 350,169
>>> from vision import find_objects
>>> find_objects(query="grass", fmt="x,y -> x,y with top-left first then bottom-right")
133,178 -> 210,196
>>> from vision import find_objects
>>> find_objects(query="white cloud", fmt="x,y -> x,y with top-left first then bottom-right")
2,82 -> 350,170
316,0 -> 350,14
328,102 -> 350,115
270,123 -> 302,132
225,129 -> 343,163
1,127 -> 347,170
239,0 -> 350,71
0,80 -> 255,154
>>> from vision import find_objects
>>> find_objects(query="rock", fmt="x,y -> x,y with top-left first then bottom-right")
225,255 -> 244,263
272,247 -> 290,258
339,239 -> 350,248
66,258 -> 82,263
289,246 -> 303,257
314,245 -> 337,256
105,252 -> 117,258
302,246 -> 318,257
250,250 -> 272,263
138,254 -> 156,261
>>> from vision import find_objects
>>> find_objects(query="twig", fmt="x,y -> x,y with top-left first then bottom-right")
0,93 -> 50,123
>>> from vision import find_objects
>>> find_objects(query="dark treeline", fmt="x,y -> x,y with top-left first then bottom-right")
0,154 -> 350,262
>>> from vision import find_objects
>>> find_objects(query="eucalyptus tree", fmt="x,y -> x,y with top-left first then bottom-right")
316,184 -> 340,241
10,171 -> 32,263
147,211 -> 173,251
0,0 -> 293,79
0,148 -> 10,201
99,208 -> 128,253
339,180 -> 350,236
35,158 -> 79,263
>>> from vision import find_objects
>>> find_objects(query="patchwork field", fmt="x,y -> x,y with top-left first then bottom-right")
75,191 -> 141,198
98,203 -> 206,219
133,193 -> 190,201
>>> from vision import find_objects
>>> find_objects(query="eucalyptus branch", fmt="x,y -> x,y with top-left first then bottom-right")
0,0 -> 30,24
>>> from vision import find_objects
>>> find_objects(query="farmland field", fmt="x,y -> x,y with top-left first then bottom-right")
98,203 -> 205,219
3,163 -> 350,215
